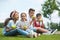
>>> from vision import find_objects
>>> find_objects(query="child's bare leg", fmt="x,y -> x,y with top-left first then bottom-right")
37,28 -> 49,33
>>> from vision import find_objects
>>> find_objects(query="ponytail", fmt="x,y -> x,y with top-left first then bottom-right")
4,10 -> 18,27
4,18 -> 13,26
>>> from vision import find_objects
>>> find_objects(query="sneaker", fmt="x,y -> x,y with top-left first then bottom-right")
51,29 -> 58,35
29,30 -> 34,38
34,33 -> 37,38
27,33 -> 33,38
37,33 -> 40,36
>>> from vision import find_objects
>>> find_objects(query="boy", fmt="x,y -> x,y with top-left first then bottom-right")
33,13 -> 57,35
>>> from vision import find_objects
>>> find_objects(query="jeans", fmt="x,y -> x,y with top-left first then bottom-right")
4,29 -> 18,36
3,29 -> 29,36
17,29 -> 29,36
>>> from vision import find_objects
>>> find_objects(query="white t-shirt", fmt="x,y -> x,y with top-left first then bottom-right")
17,20 -> 30,29
17,20 -> 35,34
27,16 -> 32,22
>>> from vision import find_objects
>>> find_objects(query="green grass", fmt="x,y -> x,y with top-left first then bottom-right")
0,28 -> 60,40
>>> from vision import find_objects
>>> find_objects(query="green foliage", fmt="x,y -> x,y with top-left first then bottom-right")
42,0 -> 59,18
0,23 -> 4,28
58,11 -> 60,16
50,22 -> 60,31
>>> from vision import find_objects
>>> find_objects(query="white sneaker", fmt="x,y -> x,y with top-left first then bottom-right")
37,33 -> 40,36
51,29 -> 58,35
29,30 -> 33,38
29,34 -> 33,38
34,32 -> 37,38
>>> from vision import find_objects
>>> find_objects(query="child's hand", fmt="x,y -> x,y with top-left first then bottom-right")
23,26 -> 28,30
32,16 -> 36,21
11,25 -> 16,29
39,18 -> 43,22
6,28 -> 11,32
30,21 -> 33,25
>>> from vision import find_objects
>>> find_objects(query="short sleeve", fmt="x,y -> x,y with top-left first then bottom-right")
16,21 -> 21,28
7,20 -> 14,28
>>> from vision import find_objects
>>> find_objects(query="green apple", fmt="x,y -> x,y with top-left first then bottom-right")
23,25 -> 27,30
32,16 -> 35,19
11,25 -> 16,29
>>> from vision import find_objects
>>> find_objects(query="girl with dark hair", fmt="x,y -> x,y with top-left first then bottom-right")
3,10 -> 19,36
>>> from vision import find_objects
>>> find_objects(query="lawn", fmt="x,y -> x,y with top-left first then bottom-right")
0,28 -> 60,40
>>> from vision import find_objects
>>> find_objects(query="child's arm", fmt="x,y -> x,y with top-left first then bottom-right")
5,20 -> 13,31
6,28 -> 11,32
5,27 -> 12,32
41,21 -> 44,28
30,21 -> 33,25
33,21 -> 36,27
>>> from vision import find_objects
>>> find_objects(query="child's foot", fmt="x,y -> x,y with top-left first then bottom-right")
27,34 -> 33,38
37,33 -> 40,36
33,32 -> 38,38
35,33 -> 37,38
51,29 -> 58,35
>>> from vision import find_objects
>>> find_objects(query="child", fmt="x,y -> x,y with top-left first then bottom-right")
27,8 -> 36,30
3,10 -> 19,36
33,13 -> 53,35
33,13 -> 44,29
17,12 -> 38,38
28,8 -> 36,25
28,8 -> 57,35
27,8 -> 41,36
3,10 -> 30,37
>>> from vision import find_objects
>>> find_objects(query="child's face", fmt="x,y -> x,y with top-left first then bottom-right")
21,14 -> 26,20
29,11 -> 35,17
37,15 -> 41,21
13,13 -> 19,20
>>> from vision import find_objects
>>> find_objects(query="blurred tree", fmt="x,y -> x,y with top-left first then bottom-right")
42,0 -> 60,18
57,1 -> 60,16
42,0 -> 60,29
50,22 -> 60,31
0,23 -> 4,28
58,11 -> 60,16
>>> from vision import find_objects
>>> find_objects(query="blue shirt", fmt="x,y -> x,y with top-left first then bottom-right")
3,20 -> 18,34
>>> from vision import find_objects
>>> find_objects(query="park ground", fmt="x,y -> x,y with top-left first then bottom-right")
0,28 -> 60,40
